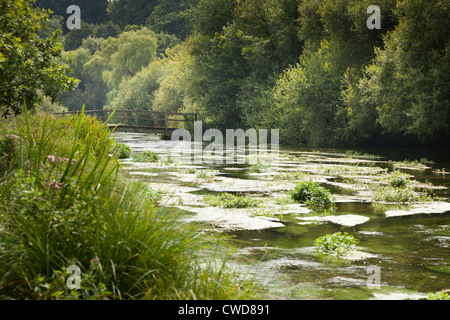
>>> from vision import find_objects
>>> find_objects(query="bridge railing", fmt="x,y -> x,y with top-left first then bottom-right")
53,109 -> 197,134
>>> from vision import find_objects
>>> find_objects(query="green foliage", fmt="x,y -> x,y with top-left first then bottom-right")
0,111 -> 258,300
133,150 -> 161,163
0,0 -> 78,116
315,232 -> 359,257
146,0 -> 198,41
348,0 -> 450,144
108,0 -> 158,28
128,179 -> 162,206
34,0 -> 110,26
0,133 -> 19,174
291,181 -> 335,210
386,171 -> 410,188
428,290 -> 450,300
195,170 -> 220,182
204,193 -> 259,208
373,186 -> 424,203
248,161 -> 270,173
63,21 -> 96,51
102,28 -> 158,91
110,141 -> 132,159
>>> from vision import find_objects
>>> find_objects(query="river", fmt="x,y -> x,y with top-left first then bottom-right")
114,132 -> 450,300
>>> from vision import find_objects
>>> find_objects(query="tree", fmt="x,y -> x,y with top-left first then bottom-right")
0,0 -> 78,116
349,0 -> 450,145
146,0 -> 198,40
108,0 -> 158,28
34,0 -> 109,27
63,20 -> 95,51
102,28 -> 158,90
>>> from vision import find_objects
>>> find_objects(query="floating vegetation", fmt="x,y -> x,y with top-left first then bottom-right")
344,150 -> 381,159
204,193 -> 260,208
384,170 -> 411,188
133,150 -> 161,162
195,169 -> 220,182
248,161 -> 271,173
390,159 -> 430,170
315,232 -> 359,257
291,181 -> 335,211
372,186 -> 432,204
273,170 -> 308,181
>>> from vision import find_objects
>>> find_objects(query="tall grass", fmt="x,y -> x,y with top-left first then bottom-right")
0,109 -> 258,300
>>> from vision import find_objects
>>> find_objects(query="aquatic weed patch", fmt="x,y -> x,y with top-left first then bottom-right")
291,181 -> 335,211
204,193 -> 260,208
315,232 -> 359,257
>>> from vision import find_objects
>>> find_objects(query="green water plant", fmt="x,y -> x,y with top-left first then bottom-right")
133,150 -> 161,162
111,141 -> 132,159
315,232 -> 359,257
291,181 -> 335,211
372,186 -> 430,203
248,161 -> 270,173
204,193 -> 259,208
386,171 -> 410,188
428,290 -> 450,300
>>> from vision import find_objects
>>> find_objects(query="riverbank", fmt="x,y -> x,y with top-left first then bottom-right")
0,112 -> 259,300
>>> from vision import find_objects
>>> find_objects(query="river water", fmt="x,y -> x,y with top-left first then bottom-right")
114,132 -> 450,300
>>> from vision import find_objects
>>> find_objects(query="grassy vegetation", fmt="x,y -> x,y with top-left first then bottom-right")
390,159 -> 430,170
0,110 -> 259,300
384,171 -> 410,188
315,232 -> 359,257
344,150 -> 380,160
372,186 -> 429,204
110,141 -> 132,159
291,181 -> 335,211
204,193 -> 260,208
273,170 -> 308,181
195,170 -> 220,182
133,150 -> 161,163
428,290 -> 450,300
248,161 -> 271,173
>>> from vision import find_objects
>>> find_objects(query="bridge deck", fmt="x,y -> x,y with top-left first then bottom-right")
54,109 -> 196,135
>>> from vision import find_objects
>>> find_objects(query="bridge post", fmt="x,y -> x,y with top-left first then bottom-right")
165,111 -> 168,135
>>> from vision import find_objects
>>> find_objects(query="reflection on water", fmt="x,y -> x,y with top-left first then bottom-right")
114,132 -> 450,300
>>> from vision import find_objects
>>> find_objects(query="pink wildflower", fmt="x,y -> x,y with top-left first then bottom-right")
48,180 -> 63,190
47,155 -> 57,165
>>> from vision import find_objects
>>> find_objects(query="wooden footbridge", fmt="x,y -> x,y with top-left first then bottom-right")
54,109 -> 197,135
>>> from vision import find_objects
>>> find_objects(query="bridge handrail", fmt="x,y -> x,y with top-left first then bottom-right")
52,109 -> 197,134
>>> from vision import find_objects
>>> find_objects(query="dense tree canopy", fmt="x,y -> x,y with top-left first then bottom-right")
24,0 -> 450,147
0,0 -> 77,116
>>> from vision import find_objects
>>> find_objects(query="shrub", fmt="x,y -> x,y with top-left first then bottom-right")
291,181 -> 335,210
0,133 -> 19,174
111,141 -> 132,159
315,232 -> 359,257
133,150 -> 161,162
386,171 -> 410,188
